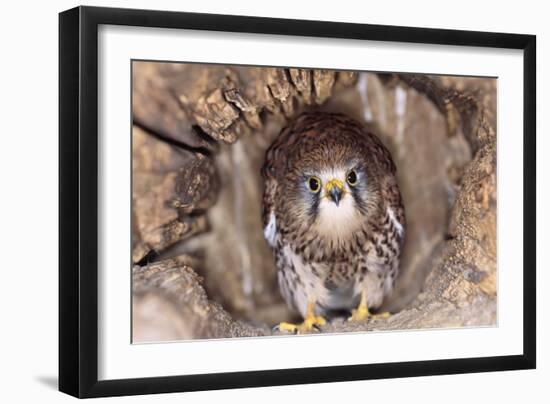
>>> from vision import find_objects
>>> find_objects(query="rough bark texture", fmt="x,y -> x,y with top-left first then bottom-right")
133,257 -> 269,342
132,126 -> 218,263
131,61 -> 496,340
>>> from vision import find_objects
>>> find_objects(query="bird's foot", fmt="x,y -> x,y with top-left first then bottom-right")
276,314 -> 326,334
348,306 -> 390,322
348,291 -> 390,322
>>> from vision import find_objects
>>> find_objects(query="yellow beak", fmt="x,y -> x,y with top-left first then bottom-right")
325,178 -> 344,206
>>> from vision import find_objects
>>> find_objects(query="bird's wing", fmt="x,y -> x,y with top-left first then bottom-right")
261,175 -> 278,248
383,174 -> 406,243
261,120 -> 297,248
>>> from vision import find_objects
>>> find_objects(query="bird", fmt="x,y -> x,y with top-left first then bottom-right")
261,111 -> 405,333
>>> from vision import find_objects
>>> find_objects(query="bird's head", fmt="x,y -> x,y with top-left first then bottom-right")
266,112 -> 393,249
282,148 -> 380,247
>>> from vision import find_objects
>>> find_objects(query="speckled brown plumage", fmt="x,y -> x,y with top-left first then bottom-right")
261,112 -> 405,322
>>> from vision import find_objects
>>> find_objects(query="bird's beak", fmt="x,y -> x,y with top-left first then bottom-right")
325,179 -> 344,206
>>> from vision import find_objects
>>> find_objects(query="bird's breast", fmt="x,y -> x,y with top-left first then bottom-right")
277,243 -> 365,315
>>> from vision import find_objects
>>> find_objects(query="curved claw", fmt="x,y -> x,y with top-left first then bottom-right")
275,301 -> 327,334
275,315 -> 326,334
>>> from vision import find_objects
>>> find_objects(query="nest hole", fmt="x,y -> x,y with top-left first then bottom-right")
159,72 -> 473,327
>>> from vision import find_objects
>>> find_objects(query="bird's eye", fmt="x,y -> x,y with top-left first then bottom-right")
308,177 -> 321,193
346,170 -> 358,186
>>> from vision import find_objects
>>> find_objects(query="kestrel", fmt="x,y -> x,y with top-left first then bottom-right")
261,112 -> 405,333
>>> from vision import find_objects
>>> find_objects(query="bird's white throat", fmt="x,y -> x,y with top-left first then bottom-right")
316,193 -> 363,242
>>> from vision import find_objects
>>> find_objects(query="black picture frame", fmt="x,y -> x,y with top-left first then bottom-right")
59,5 -> 536,398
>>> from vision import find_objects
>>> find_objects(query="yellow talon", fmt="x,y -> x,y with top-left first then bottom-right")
277,301 -> 326,334
348,291 -> 390,322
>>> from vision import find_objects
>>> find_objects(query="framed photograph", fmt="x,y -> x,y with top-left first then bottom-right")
59,6 -> 536,398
